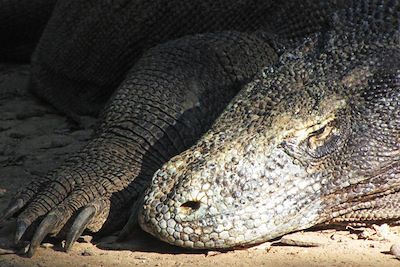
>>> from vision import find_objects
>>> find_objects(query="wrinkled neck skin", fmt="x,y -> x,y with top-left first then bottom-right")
139,6 -> 400,249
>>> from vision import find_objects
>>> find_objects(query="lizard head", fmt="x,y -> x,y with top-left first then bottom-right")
139,38 -> 399,249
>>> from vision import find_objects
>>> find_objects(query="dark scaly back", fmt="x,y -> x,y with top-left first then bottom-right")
29,0 -> 358,118
30,0 -> 275,117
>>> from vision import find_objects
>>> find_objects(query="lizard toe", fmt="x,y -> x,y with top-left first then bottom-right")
27,211 -> 60,257
14,219 -> 29,245
0,199 -> 25,226
0,176 -> 52,226
13,177 -> 76,245
65,205 -> 97,252
18,184 -> 112,257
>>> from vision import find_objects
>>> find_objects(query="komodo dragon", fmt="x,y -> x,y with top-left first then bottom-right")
0,0 -> 399,257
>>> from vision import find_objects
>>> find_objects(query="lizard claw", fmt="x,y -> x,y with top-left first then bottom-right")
27,212 -> 60,257
0,199 -> 25,226
2,147 -> 140,257
14,220 -> 29,244
65,205 -> 96,252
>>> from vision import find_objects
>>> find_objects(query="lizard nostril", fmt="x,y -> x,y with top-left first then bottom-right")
179,201 -> 201,215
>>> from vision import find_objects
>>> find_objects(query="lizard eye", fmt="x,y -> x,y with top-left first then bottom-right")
306,120 -> 341,158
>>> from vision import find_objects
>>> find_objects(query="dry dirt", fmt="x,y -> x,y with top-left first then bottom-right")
0,64 -> 399,267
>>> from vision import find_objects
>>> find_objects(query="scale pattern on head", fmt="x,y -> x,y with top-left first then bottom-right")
139,0 -> 400,249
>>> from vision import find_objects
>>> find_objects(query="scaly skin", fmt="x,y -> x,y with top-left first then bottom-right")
0,0 -> 398,256
138,1 -> 400,248
2,31 -> 277,257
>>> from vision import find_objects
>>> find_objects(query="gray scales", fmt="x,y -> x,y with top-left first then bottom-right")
0,0 -> 399,257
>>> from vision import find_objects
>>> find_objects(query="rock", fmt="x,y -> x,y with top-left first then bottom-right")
81,249 -> 95,256
248,242 -> 272,251
372,224 -> 394,241
206,251 -> 223,257
279,232 -> 330,247
389,243 -> 400,260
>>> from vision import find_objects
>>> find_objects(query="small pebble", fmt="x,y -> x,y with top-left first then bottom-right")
206,251 -> 222,257
389,243 -> 400,259
280,232 -> 326,247
248,242 -> 272,251
330,234 -> 344,242
373,224 -> 393,241
134,256 -> 149,261
81,249 -> 95,256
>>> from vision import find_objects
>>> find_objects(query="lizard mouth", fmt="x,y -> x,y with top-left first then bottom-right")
139,162 -> 400,250
138,185 -> 324,250
139,164 -> 400,250
138,146 -> 317,249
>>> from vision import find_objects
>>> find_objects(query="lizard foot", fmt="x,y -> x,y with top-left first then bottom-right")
0,147 -> 141,257
25,198 -> 106,257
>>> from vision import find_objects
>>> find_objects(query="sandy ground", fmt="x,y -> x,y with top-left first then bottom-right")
0,64 -> 399,267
